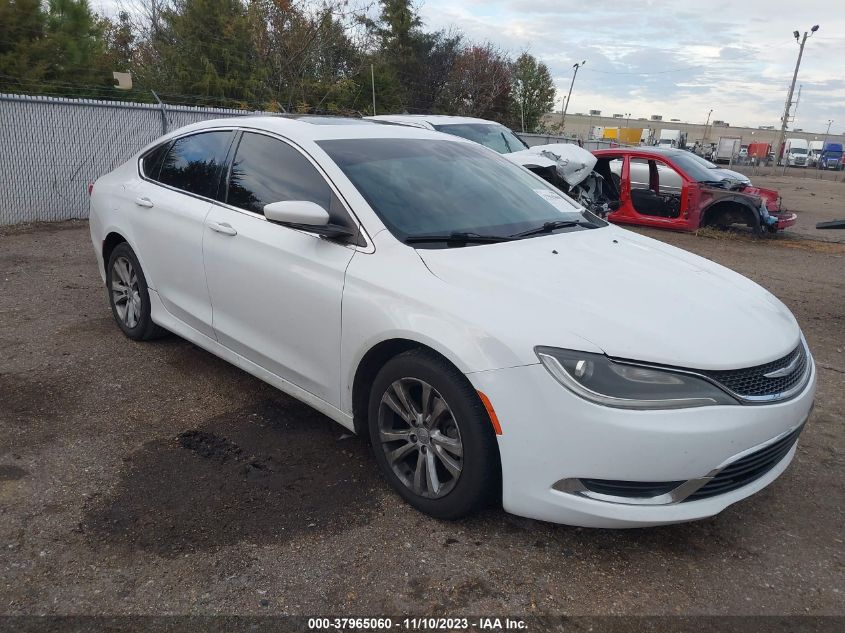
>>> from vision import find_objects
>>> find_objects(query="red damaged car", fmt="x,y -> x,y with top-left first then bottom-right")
587,147 -> 796,234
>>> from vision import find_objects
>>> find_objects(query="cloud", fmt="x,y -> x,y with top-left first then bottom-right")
419,0 -> 845,132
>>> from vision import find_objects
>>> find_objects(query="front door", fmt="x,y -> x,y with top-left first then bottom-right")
610,156 -> 688,229
203,131 -> 358,406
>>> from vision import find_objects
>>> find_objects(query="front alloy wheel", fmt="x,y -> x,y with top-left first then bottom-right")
378,378 -> 463,499
367,349 -> 500,519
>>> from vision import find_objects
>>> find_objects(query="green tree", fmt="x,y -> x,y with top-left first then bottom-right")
0,0 -> 114,95
148,0 -> 260,104
368,0 -> 461,113
0,0 -> 47,87
510,52 -> 556,132
42,0 -> 112,89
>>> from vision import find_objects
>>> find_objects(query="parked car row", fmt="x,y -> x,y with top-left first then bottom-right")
370,115 -> 796,235
88,114 -> 814,529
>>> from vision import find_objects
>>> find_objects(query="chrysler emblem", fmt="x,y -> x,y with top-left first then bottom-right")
763,355 -> 800,379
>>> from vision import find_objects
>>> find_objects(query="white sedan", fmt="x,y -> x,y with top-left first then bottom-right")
89,116 -> 815,528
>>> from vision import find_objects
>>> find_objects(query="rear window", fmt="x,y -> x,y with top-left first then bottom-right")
140,142 -> 170,180
157,131 -> 233,199
433,123 -> 528,154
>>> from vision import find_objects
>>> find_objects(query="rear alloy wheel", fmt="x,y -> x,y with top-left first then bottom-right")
111,255 -> 141,329
368,349 -> 500,519
106,243 -> 167,341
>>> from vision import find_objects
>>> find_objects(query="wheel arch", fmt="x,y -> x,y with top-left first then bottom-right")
102,231 -> 128,275
700,197 -> 761,231
351,337 -> 483,438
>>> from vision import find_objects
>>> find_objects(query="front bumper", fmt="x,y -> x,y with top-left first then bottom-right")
774,212 -> 798,230
469,359 -> 816,528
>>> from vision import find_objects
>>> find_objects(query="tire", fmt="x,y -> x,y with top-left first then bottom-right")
106,242 -> 167,341
367,349 -> 500,519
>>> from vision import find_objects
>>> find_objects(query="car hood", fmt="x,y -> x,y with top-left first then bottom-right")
504,143 -> 597,186
417,227 -> 800,370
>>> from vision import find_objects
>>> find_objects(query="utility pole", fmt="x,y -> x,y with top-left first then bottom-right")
371,64 -> 376,116
520,97 -> 525,133
818,119 -> 833,169
560,60 -> 586,134
774,25 -> 819,166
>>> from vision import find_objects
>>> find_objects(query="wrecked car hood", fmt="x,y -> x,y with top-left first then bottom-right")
504,143 -> 597,187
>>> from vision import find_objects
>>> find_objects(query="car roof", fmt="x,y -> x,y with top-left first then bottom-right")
367,114 -> 501,127
151,114 -> 471,146
593,146 -> 688,157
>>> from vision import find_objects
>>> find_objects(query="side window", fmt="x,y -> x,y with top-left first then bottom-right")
655,162 -> 683,196
158,131 -> 233,199
141,142 -> 170,180
226,132 -> 333,216
629,158 -> 650,190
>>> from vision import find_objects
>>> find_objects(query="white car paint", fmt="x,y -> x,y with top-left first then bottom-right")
89,116 -> 815,527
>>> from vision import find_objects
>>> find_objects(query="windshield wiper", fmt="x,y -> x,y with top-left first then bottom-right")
501,132 -> 515,153
509,219 -> 599,238
403,231 -> 513,245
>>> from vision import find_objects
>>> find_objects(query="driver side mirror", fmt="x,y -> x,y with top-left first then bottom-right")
263,200 -> 354,240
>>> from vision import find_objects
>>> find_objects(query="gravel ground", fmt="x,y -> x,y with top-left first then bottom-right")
1,178 -> 843,617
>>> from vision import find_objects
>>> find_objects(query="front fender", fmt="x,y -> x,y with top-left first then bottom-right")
700,191 -> 761,229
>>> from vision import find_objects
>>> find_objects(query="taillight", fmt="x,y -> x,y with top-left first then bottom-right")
88,182 -> 94,195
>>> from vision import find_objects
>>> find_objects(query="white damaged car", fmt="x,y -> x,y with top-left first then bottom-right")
89,116 -> 815,528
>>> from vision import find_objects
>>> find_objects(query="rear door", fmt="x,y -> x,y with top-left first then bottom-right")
203,130 -> 358,406
128,130 -> 234,337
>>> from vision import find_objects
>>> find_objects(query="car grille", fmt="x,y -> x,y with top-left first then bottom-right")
700,343 -> 809,401
684,424 -> 803,501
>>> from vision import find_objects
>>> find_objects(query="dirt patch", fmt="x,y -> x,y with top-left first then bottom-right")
83,398 -> 382,557
0,219 -> 842,616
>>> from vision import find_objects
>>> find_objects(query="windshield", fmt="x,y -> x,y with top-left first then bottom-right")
318,138 -> 603,245
432,123 -> 528,154
684,152 -> 720,169
662,152 -> 722,182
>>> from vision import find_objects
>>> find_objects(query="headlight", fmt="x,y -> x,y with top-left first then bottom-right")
535,347 -> 738,409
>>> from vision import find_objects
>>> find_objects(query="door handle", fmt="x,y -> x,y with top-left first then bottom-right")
134,197 -> 154,208
209,222 -> 237,236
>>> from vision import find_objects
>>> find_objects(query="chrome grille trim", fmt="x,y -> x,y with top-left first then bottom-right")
699,340 -> 813,404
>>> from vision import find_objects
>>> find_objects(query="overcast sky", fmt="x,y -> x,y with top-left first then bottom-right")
418,0 -> 845,134
93,0 -> 844,134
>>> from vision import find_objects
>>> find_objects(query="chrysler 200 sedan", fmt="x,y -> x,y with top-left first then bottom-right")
88,116 -> 815,528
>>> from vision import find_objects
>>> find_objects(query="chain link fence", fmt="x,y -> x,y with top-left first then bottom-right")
0,93 -> 263,225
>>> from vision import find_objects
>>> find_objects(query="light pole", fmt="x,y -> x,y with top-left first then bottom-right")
818,119 -> 833,169
774,25 -> 819,166
560,60 -> 586,133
